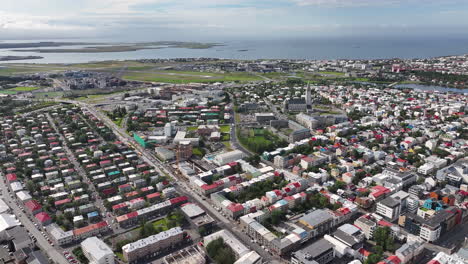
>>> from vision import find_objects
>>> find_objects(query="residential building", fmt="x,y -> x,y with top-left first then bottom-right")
81,236 -> 114,264
123,227 -> 185,263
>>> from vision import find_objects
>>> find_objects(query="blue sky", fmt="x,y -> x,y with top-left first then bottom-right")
1,0 -> 468,40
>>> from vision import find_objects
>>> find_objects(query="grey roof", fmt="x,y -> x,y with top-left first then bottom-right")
288,98 -> 306,105
356,216 -> 377,228
333,229 -> 360,246
299,209 -> 333,227
379,197 -> 400,208
293,238 -> 333,263
180,203 -> 205,218
424,210 -> 453,228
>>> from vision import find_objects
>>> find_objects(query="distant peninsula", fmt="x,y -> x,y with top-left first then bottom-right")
0,55 -> 43,61
8,41 -> 224,53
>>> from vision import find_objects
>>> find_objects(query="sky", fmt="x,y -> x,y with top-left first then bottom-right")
1,0 -> 468,41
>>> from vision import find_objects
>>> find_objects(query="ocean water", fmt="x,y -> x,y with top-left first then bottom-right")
1,37 -> 468,63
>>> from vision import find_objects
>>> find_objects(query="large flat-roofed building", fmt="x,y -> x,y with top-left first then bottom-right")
296,113 -> 319,130
297,209 -> 334,238
123,227 -> 185,262
81,236 -> 114,264
376,197 -> 401,222
0,199 -> 10,214
255,113 -> 276,124
213,150 -> 246,166
291,238 -> 335,264
155,147 -> 175,161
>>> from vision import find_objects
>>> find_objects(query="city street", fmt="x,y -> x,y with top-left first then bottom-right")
0,174 -> 69,264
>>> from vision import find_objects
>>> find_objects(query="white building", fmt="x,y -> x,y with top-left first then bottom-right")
164,123 -> 172,137
376,197 -> 401,222
418,163 -> 436,175
81,236 -> 114,264
213,150 -> 246,166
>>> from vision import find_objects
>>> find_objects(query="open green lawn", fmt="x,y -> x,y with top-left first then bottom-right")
192,147 -> 205,157
187,126 -> 198,131
220,125 -> 230,133
234,113 -> 241,123
222,141 -> 232,150
12,86 -> 40,91
318,71 -> 345,76
354,78 -> 370,82
123,71 -> 262,83
115,252 -> 124,261
113,117 -> 124,127
0,90 -> 17,94
33,91 -> 64,98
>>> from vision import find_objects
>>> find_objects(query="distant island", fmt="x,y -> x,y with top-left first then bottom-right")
0,42 -> 96,49
0,55 -> 43,61
8,41 -> 224,53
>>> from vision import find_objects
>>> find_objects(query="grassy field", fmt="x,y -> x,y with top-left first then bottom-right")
113,117 -> 124,127
33,91 -> 64,98
12,86 -> 40,91
354,78 -> 370,82
222,141 -> 233,150
318,71 -> 345,76
123,71 -> 263,83
0,90 -> 17,94
220,125 -> 230,133
192,147 -> 205,157
187,126 -> 198,131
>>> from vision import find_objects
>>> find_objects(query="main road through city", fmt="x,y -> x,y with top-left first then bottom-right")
0,174 -> 69,264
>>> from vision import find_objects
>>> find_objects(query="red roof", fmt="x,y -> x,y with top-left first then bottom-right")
102,188 -> 116,195
146,192 -> 161,199
170,196 -> 188,205
55,198 -> 71,206
338,207 -> 351,215
100,160 -> 111,165
227,203 -> 244,212
6,173 -> 17,181
387,255 -> 401,264
25,200 -> 42,211
273,190 -> 282,196
125,211 -> 139,219
35,212 -> 51,223
112,203 -> 128,210
118,184 -> 131,189
227,162 -> 238,167
378,220 -> 393,227
201,184 -> 218,191
73,221 -> 108,236
358,248 -> 371,257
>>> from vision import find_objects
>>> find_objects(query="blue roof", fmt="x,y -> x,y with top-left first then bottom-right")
277,199 -> 288,206
87,211 -> 99,218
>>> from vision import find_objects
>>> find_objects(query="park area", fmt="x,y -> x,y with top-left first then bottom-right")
238,127 -> 288,154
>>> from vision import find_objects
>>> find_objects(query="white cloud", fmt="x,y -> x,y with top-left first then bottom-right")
290,0 -> 462,7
